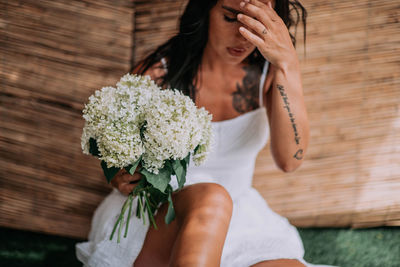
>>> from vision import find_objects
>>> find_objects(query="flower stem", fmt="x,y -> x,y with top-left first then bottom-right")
138,193 -> 146,225
110,216 -> 122,241
109,185 -> 163,242
144,193 -> 158,229
117,215 -> 123,243
110,193 -> 132,242
124,194 -> 133,238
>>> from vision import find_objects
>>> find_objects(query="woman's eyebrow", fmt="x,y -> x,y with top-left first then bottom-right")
221,5 -> 240,15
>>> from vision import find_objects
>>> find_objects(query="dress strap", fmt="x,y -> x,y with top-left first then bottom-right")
259,60 -> 269,107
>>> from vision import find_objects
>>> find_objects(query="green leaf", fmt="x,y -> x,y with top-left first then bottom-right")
140,166 -> 172,193
183,153 -> 190,167
125,156 -> 141,175
132,176 -> 148,196
89,138 -> 100,157
101,161 -> 120,183
165,191 -> 175,225
147,187 -> 168,209
172,159 -> 186,189
164,160 -> 173,174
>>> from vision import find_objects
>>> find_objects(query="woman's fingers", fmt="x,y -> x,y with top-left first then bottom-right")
116,182 -> 135,196
122,172 -> 142,183
245,0 -> 275,14
240,0 -> 280,27
111,169 -> 142,195
239,0 -> 270,27
121,183 -> 136,196
247,0 -> 277,16
118,174 -> 141,195
239,26 -> 265,47
243,0 -> 268,11
237,13 -> 268,39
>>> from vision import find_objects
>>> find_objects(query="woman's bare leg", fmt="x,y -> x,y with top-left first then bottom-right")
251,259 -> 306,267
134,182 -> 233,267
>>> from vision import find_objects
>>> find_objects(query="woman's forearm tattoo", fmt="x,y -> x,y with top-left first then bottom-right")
277,84 -> 300,144
277,84 -> 303,160
293,149 -> 303,160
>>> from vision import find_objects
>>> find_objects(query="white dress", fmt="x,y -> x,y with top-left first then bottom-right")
76,61 -> 336,267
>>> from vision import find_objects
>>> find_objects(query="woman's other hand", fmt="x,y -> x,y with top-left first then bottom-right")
110,168 -> 142,196
237,0 -> 299,71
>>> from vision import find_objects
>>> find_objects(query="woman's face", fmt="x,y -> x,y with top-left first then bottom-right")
207,0 -> 274,64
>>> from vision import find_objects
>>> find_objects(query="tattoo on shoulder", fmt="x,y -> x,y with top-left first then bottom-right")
231,65 -> 261,113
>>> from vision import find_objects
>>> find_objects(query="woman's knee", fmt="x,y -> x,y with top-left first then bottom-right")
251,259 -> 306,267
192,182 -> 233,207
173,182 -> 233,221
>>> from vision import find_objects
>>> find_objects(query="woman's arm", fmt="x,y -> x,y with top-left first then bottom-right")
237,0 -> 309,172
266,62 -> 309,172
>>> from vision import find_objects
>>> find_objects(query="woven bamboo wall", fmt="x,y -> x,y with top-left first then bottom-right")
0,0 -> 134,238
254,0 -> 400,228
133,0 -> 188,64
1,0 -> 399,239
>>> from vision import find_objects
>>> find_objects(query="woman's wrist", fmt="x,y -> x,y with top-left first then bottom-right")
274,55 -> 300,75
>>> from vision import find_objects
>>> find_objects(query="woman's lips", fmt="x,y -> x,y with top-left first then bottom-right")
227,47 -> 246,57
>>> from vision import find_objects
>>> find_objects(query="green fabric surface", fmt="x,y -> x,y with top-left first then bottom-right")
1,226 -> 399,266
299,227 -> 400,267
0,227 -> 83,267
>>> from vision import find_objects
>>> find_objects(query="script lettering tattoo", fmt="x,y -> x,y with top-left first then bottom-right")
277,84 -> 301,145
232,65 -> 261,113
293,149 -> 303,160
277,84 -> 304,161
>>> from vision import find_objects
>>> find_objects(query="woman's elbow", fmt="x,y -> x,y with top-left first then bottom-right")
271,146 -> 306,172
275,158 -> 303,173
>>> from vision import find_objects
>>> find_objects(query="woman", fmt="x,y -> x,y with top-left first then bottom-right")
76,0 -> 332,266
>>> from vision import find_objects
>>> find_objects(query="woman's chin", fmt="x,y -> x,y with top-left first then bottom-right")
225,51 -> 253,65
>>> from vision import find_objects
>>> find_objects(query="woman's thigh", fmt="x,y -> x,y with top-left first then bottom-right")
134,182 -> 233,267
251,259 -> 306,267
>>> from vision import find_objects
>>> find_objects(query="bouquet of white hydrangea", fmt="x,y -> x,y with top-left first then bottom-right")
81,74 -> 212,243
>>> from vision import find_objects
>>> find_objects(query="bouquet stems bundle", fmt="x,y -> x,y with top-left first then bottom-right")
81,74 -> 212,243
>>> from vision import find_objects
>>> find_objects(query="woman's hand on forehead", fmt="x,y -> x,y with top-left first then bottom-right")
236,0 -> 298,70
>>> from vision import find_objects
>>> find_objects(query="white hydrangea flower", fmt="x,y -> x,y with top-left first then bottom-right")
96,123 -> 144,168
81,75 -> 157,168
81,74 -> 213,173
141,89 -> 207,173
81,74 -> 214,242
192,107 -> 213,165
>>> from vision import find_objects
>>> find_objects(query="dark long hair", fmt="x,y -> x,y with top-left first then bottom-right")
133,0 -> 307,100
